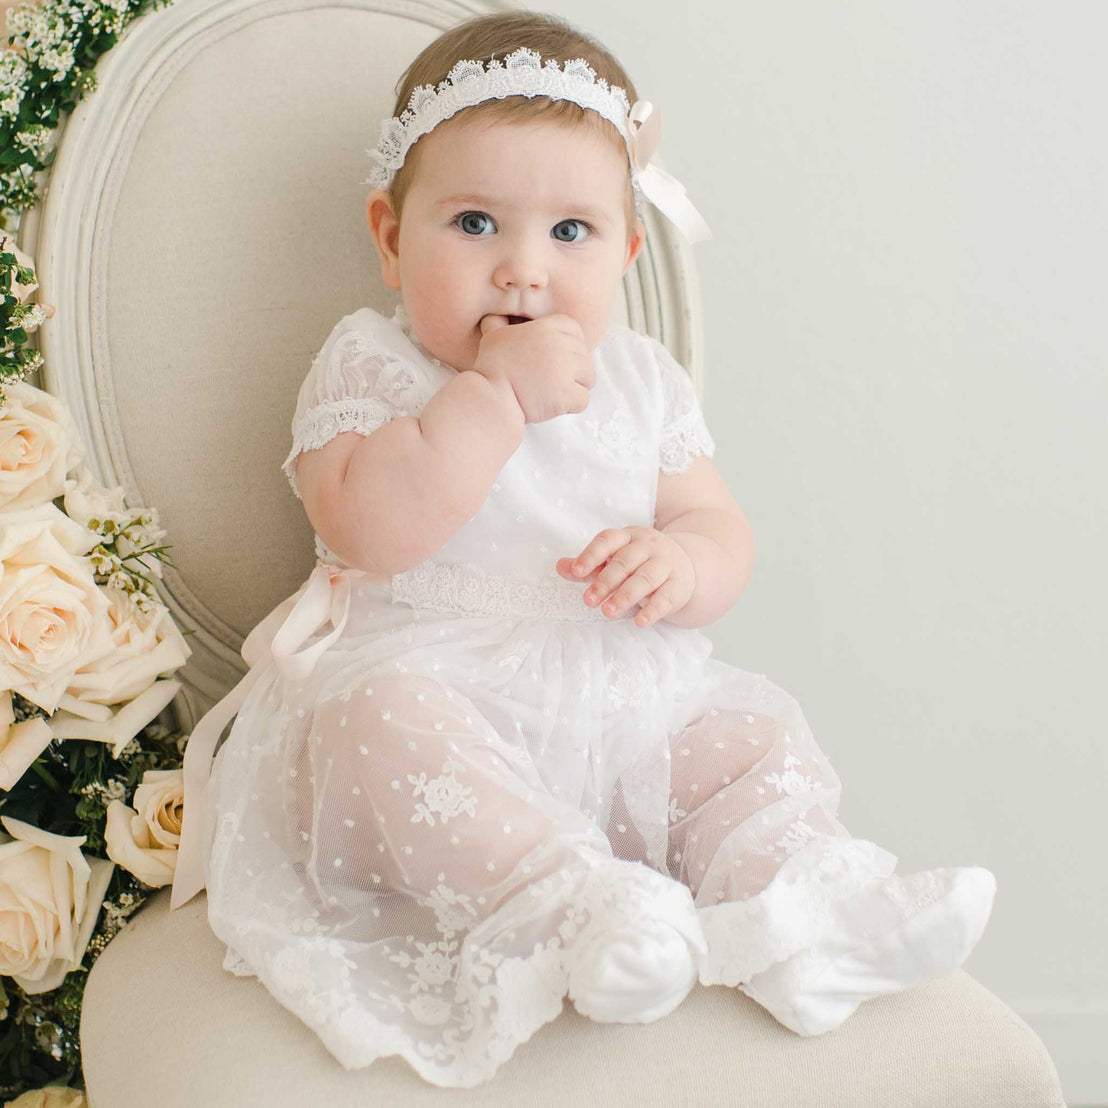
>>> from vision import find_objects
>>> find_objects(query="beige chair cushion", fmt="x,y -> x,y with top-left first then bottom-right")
80,888 -> 1065,1107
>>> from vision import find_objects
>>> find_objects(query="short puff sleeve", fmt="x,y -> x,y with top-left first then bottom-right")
655,339 -> 716,475
281,316 -> 427,500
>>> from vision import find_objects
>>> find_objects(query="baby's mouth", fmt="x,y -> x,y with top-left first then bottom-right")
480,313 -> 535,332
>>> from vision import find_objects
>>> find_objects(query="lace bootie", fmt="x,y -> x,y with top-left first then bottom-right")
566,859 -> 707,1024
739,864 -> 996,1036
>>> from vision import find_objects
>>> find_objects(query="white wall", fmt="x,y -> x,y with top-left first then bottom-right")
546,1 -> 1107,1101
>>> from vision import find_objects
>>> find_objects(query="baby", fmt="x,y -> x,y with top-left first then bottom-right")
174,10 -> 997,1090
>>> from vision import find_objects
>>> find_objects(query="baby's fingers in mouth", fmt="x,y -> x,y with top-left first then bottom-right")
479,313 -> 535,333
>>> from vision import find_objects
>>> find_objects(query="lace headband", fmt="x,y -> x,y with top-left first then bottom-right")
365,47 -> 711,244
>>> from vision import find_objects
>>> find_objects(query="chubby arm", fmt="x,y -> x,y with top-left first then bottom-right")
296,371 -> 525,576
654,455 -> 756,628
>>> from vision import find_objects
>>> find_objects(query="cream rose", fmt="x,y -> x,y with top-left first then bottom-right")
46,678 -> 182,759
63,585 -> 191,707
104,768 -> 183,887
4,1087 -> 88,1108
0,815 -> 114,994
0,381 -> 86,513
0,689 -> 54,792
0,503 -> 116,715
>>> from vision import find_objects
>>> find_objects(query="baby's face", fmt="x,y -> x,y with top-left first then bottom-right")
373,115 -> 644,371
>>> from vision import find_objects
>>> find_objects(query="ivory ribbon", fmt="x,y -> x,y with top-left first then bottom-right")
170,564 -> 353,909
627,100 -> 712,245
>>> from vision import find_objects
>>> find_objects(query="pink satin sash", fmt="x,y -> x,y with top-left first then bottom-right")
170,564 -> 355,910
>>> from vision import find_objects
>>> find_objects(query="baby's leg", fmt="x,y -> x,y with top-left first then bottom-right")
665,686 -> 995,1035
298,672 -> 706,1023
666,703 -> 850,906
302,673 -> 600,923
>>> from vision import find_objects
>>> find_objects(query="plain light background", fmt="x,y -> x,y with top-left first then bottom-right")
540,1 -> 1106,1102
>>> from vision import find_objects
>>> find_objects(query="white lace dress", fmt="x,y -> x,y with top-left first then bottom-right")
199,305 -> 995,1087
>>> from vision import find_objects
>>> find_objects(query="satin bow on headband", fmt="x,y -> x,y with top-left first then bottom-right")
626,100 -> 712,244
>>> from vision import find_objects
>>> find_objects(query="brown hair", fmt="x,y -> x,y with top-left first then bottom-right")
383,12 -> 640,232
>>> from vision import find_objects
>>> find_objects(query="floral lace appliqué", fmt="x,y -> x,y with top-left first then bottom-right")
391,560 -> 618,623
409,757 -> 478,827
659,416 -> 716,475
585,402 -> 641,463
420,881 -> 481,936
776,816 -> 822,856
764,753 -> 821,797
606,655 -> 658,711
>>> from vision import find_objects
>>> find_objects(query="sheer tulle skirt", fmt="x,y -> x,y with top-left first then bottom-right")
204,591 -> 973,1087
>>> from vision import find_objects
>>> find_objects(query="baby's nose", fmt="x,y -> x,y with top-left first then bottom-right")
493,245 -> 548,290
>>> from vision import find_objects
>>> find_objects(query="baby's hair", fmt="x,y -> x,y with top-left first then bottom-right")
385,11 -> 641,232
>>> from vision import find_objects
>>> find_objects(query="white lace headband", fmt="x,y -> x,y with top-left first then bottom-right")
365,47 -> 711,244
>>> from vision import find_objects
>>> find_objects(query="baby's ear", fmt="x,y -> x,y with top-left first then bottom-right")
623,218 -> 646,274
366,189 -> 402,291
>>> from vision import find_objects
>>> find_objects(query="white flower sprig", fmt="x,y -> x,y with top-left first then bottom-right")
64,466 -> 177,616
2,0 -> 176,234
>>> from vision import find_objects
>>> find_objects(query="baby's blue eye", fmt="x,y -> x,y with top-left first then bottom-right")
552,219 -> 590,243
457,211 -> 495,235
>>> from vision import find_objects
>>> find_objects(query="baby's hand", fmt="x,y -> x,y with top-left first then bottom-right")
474,314 -> 594,424
555,526 -> 695,629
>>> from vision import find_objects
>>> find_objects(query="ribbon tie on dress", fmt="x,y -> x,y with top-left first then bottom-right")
627,100 -> 712,245
170,564 -> 353,909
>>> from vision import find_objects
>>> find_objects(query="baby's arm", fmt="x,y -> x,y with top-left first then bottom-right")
653,456 -> 756,627
296,371 -> 525,575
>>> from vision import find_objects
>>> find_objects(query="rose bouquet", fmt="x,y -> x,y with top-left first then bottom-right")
1,234 -> 191,1099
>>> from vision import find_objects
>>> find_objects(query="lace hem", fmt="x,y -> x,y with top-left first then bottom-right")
212,853 -> 701,1087
222,945 -> 256,978
390,560 -> 623,623
659,416 -> 716,475
282,399 -> 399,499
696,835 -> 898,986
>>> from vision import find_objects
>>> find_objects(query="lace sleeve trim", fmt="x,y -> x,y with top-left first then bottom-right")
653,337 -> 716,475
281,397 -> 400,500
659,417 -> 716,475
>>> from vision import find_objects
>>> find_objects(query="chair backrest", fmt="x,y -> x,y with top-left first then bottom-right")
25,0 -> 706,728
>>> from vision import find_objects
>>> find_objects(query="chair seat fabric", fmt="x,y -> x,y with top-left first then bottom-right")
80,889 -> 1065,1108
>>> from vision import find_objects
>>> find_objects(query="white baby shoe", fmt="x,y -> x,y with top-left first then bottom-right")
567,916 -> 701,1024
565,859 -> 708,1024
739,865 -> 997,1036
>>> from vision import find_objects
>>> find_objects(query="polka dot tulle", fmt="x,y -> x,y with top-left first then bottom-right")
207,603 -> 869,1085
